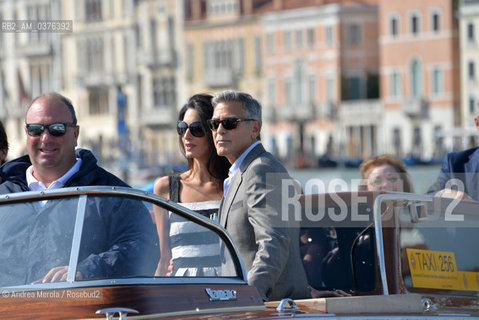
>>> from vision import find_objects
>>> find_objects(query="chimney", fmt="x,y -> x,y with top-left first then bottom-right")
191,0 -> 202,20
273,0 -> 283,11
242,0 -> 253,15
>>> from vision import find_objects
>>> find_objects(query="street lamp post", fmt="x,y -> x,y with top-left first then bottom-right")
117,86 -> 129,183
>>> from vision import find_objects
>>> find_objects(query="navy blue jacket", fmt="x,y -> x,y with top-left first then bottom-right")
0,148 -> 128,191
0,149 -> 160,285
427,146 -> 479,201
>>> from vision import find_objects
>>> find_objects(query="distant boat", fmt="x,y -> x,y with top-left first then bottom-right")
402,155 -> 442,166
343,158 -> 363,168
318,155 -> 338,168
402,155 -> 420,166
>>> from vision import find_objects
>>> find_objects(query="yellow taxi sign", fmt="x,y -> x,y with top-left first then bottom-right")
457,271 -> 479,291
407,248 -> 459,290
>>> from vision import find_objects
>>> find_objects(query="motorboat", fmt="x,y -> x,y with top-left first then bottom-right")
0,186 -> 477,319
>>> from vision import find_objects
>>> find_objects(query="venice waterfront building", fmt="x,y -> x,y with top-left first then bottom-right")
0,0 -> 473,179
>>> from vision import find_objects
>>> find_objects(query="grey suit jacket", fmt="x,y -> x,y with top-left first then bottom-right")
219,143 -> 310,301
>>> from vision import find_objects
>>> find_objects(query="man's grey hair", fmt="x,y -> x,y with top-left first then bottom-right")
27,92 -> 78,125
212,90 -> 262,125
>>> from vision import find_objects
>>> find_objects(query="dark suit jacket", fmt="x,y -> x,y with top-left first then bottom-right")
427,146 -> 479,201
219,143 -> 310,301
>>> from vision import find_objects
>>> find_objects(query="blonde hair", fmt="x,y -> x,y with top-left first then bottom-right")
359,155 -> 414,193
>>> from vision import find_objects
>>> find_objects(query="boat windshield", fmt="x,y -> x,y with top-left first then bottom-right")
398,196 -> 479,296
0,189 -> 241,288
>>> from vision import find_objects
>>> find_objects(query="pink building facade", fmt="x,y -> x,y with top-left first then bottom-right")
261,1 -> 379,165
379,0 -> 459,160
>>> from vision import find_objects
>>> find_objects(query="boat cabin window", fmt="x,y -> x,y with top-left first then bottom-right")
399,197 -> 479,296
299,192 -> 377,293
0,191 -> 241,288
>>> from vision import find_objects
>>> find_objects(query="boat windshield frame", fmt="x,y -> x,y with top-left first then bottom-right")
0,186 -> 248,291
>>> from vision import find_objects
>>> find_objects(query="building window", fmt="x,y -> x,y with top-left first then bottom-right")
410,13 -> 420,35
469,95 -> 475,114
284,30 -> 291,51
390,16 -> 398,37
431,10 -> 441,33
295,61 -> 305,104
296,29 -> 303,49
153,76 -> 176,108
307,28 -> 315,48
326,26 -> 333,46
85,0 -> 102,22
88,87 -> 109,115
268,79 -> 276,105
254,36 -> 261,74
393,128 -> 402,157
123,34 -> 129,70
346,77 -> 361,100
86,37 -> 104,72
30,62 -> 52,98
468,23 -> 475,43
432,68 -> 443,95
347,23 -> 361,45
266,32 -> 274,53
27,4 -> 51,43
469,61 -> 475,81
308,75 -> 316,103
207,0 -> 238,15
326,77 -> 334,101
186,43 -> 194,80
410,59 -> 422,97
203,39 -> 244,82
390,71 -> 401,97
285,79 -> 293,105
135,23 -> 143,49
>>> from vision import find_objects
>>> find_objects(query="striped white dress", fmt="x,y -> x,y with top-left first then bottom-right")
169,200 -> 221,276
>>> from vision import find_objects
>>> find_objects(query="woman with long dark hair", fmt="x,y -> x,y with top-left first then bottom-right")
153,94 -> 230,276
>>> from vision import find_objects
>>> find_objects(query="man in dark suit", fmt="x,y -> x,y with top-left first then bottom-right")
0,93 -> 159,285
208,90 -> 310,301
427,146 -> 479,201
428,113 -> 479,201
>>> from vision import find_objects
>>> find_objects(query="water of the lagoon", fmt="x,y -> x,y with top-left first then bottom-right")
133,165 -> 441,195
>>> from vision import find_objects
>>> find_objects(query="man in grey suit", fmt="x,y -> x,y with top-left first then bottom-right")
208,90 -> 310,301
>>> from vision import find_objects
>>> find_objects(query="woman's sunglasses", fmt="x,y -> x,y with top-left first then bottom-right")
177,121 -> 205,138
26,123 -> 77,137
207,118 -> 255,131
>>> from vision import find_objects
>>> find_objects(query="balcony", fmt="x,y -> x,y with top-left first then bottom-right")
339,100 -> 383,125
319,102 -> 336,120
459,0 -> 479,15
77,70 -> 115,87
262,105 -> 277,122
276,103 -> 315,121
401,97 -> 428,117
136,48 -> 176,68
140,106 -> 176,126
462,0 -> 479,6
203,69 -> 235,88
17,42 -> 52,57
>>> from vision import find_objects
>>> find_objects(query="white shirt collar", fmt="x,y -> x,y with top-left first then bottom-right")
227,141 -> 261,180
27,158 -> 82,192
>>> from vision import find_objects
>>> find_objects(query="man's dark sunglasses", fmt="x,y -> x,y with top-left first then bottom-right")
207,118 -> 255,131
177,121 -> 205,138
26,123 -> 77,137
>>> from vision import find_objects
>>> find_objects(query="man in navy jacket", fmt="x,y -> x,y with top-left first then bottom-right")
427,146 -> 479,201
0,93 -> 159,285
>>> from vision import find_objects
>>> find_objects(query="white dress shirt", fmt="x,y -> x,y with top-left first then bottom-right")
223,141 -> 261,197
26,159 -> 82,206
